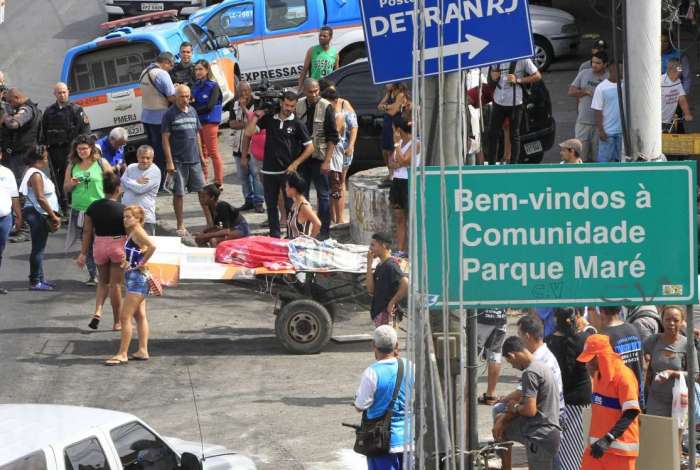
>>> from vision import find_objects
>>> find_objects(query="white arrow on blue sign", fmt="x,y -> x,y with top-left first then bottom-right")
359,0 -> 535,84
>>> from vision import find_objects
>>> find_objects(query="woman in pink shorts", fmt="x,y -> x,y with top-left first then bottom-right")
76,172 -> 126,330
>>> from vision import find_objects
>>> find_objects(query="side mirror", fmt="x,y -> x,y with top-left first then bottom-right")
180,452 -> 203,470
214,35 -> 231,49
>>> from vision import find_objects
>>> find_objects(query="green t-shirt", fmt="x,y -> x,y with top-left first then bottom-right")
71,160 -> 105,211
310,45 -> 338,80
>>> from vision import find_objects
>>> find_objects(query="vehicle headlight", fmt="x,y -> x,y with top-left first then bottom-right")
561,23 -> 578,34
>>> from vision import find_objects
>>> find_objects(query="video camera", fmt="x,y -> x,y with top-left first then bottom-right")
251,79 -> 285,114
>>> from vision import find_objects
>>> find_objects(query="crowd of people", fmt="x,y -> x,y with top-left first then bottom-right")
477,303 -> 698,470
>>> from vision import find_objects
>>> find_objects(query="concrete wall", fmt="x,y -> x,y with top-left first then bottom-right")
348,167 -> 396,245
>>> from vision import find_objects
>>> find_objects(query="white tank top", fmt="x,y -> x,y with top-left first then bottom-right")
393,140 -> 420,180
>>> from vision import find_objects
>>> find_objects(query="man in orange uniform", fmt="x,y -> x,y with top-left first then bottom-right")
577,334 -> 640,470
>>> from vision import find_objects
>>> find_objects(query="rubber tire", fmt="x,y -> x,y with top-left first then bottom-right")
532,36 -> 553,72
275,299 -> 332,354
339,47 -> 367,67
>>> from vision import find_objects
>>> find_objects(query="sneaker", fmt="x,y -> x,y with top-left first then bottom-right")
29,281 -> 54,291
84,277 -> 97,287
237,201 -> 255,212
42,280 -> 57,288
9,233 -> 29,243
0,287 -> 7,295
254,204 -> 266,213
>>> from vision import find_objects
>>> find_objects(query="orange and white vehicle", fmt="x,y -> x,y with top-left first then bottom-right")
60,11 -> 240,152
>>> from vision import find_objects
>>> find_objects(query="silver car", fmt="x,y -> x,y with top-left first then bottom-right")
530,5 -> 580,71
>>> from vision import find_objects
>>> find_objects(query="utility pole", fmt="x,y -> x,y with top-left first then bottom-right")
625,0 -> 662,160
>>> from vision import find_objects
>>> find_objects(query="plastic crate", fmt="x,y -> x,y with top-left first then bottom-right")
662,133 -> 700,155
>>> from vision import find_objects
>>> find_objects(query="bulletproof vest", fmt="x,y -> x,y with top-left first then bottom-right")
7,100 -> 41,154
140,65 -> 170,112
171,62 -> 195,87
296,97 -> 330,161
43,102 -> 79,146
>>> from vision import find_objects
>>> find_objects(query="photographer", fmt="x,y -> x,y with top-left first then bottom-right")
229,81 -> 264,213
245,90 -> 314,238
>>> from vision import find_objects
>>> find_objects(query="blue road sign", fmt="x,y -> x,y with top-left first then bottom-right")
359,0 -> 535,84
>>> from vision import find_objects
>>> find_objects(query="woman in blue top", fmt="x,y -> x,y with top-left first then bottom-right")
19,146 -> 61,291
192,60 -> 224,188
105,205 -> 156,365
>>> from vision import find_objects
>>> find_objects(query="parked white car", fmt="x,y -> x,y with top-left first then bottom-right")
529,4 -> 580,71
0,404 -> 256,470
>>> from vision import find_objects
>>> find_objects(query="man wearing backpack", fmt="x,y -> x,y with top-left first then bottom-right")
354,325 -> 411,470
486,59 -> 541,165
1,88 -> 42,243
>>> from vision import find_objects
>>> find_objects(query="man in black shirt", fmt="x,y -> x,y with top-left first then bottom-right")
245,91 -> 314,238
170,42 -> 196,88
366,232 -> 407,327
296,78 -> 339,239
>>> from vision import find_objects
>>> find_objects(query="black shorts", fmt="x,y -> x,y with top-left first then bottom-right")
389,178 -> 408,210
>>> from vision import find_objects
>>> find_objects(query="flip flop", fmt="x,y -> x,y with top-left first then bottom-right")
130,354 -> 149,361
477,393 -> 497,406
104,357 -> 128,366
88,315 -> 100,330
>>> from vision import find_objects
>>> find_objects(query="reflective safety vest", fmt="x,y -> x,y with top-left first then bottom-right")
588,364 -> 640,457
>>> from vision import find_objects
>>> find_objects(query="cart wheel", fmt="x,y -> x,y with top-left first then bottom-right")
275,299 -> 332,354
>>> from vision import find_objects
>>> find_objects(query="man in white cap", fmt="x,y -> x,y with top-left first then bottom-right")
354,325 -> 411,470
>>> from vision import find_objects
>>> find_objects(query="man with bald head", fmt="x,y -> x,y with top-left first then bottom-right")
162,84 -> 209,237
40,82 -> 90,213
1,88 -> 41,183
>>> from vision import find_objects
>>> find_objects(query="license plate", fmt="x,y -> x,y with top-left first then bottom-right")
141,2 -> 164,11
524,140 -> 543,155
125,123 -> 144,137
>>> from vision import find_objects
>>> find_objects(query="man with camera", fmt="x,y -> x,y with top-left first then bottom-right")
40,82 -> 91,214
229,81 -> 265,213
296,78 -> 338,240
245,90 -> 314,238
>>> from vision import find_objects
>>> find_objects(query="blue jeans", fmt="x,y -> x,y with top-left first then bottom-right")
23,207 -> 49,284
596,134 -> 622,162
0,214 -> 11,272
235,154 -> 265,206
301,158 -> 331,237
145,122 -> 167,187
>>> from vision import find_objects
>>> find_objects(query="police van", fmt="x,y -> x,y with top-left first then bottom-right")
60,11 -> 240,151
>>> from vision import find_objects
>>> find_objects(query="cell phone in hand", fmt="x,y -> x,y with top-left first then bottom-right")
163,173 -> 175,194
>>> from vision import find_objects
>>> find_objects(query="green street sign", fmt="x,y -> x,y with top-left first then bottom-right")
414,162 -> 698,308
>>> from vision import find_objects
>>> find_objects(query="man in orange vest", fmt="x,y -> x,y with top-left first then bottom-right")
577,334 -> 640,470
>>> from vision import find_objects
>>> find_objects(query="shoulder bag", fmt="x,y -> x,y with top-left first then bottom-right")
353,358 -> 405,456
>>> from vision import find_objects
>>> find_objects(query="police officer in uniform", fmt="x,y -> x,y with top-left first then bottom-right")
170,42 -> 196,88
0,88 -> 42,242
40,82 -> 90,213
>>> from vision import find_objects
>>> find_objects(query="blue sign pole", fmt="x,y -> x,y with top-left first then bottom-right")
359,0 -> 535,83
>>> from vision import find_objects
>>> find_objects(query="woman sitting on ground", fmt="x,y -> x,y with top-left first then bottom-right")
285,172 -> 321,239
194,184 -> 249,247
